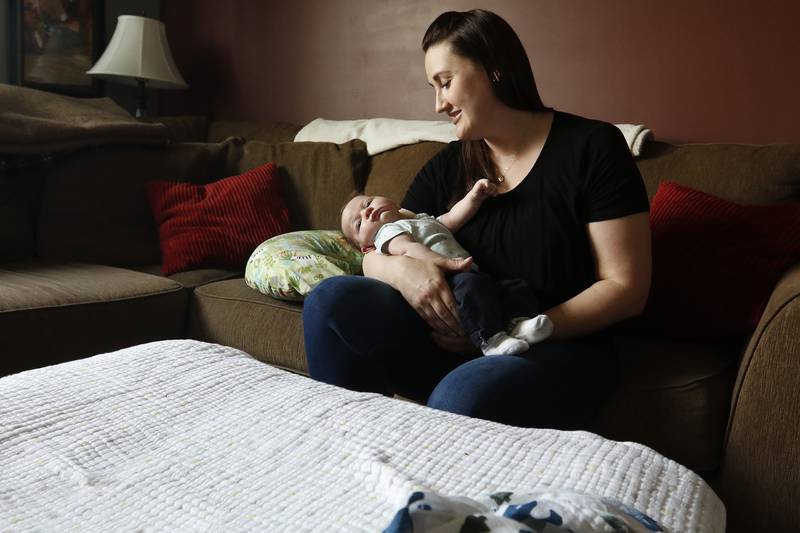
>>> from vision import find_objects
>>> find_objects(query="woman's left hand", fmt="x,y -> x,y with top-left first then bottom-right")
431,331 -> 480,355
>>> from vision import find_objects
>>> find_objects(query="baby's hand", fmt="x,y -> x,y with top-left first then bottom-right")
471,178 -> 498,199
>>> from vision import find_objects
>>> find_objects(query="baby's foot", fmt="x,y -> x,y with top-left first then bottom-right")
481,331 -> 529,356
509,315 -> 554,344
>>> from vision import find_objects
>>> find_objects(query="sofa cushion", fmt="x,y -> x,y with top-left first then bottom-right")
365,141 -> 448,202
636,141 -> 800,203
187,279 -> 306,373
639,181 -> 800,338
0,178 -> 35,261
37,141 -> 234,266
245,230 -> 363,301
231,139 -> 369,231
207,120 -> 302,144
363,140 -> 800,207
145,162 -> 290,275
594,334 -> 739,474
0,261 -> 187,376
146,115 -> 210,143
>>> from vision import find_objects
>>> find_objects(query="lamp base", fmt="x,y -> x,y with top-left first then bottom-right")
135,79 -> 148,119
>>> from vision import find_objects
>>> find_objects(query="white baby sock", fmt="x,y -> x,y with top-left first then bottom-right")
481,331 -> 529,356
509,315 -> 554,345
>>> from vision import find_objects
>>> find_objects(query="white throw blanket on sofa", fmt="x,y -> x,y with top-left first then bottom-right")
295,117 -> 653,156
0,340 -> 723,532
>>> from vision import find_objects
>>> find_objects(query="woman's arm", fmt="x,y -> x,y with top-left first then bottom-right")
545,212 -> 651,339
362,251 -> 472,336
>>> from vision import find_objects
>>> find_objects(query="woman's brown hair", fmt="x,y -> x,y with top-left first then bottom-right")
422,9 -> 550,206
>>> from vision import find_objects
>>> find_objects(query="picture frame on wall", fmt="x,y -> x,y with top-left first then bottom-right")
9,0 -> 103,96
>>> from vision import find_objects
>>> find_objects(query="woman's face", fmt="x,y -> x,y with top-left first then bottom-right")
424,42 -> 497,140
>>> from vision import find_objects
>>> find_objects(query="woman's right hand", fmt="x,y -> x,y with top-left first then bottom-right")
363,252 -> 472,336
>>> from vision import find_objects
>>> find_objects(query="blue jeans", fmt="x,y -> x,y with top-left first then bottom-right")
303,276 -> 617,429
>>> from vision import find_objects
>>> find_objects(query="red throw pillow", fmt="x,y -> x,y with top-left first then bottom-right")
638,181 -> 800,338
145,162 -> 290,275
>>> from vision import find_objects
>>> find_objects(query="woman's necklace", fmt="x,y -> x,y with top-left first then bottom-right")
496,151 -> 519,183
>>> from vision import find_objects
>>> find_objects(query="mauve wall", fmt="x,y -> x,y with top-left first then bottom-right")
160,0 -> 800,144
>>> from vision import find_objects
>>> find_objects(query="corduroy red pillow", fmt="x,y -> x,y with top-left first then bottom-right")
638,180 -> 800,338
145,162 -> 290,275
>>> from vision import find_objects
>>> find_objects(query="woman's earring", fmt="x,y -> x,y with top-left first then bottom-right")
491,70 -> 501,83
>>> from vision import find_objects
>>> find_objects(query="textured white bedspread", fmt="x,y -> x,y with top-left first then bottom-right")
0,340 -> 725,532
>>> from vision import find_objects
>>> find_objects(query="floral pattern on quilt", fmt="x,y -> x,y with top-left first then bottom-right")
245,230 -> 363,301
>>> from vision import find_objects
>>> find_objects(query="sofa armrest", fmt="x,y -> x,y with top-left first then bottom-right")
720,261 -> 800,533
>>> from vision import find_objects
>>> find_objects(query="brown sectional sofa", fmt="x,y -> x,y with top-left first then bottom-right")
1,116 -> 799,533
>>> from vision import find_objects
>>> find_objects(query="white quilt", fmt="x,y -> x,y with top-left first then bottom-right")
0,340 -> 725,532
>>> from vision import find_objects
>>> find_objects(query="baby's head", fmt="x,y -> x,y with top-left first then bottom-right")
340,194 -> 403,252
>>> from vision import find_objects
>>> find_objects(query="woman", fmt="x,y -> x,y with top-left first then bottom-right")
303,9 -> 651,429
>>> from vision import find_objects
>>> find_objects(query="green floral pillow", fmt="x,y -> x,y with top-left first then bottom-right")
245,230 -> 363,301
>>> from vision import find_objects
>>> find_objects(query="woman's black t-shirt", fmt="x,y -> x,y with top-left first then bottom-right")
402,111 -> 650,310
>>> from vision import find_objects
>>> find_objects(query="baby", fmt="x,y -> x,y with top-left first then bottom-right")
340,179 -> 553,356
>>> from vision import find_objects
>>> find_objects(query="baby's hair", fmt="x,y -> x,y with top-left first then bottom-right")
340,190 -> 362,248
340,190 -> 361,220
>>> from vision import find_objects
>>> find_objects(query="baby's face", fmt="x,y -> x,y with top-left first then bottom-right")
341,195 -> 402,251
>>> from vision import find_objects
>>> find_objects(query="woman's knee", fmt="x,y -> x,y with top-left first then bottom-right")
427,355 -> 530,418
304,276 -> 395,324
426,341 -> 616,428
303,276 -> 399,389
303,274 -> 426,351
306,275 -> 374,310
303,275 -> 445,398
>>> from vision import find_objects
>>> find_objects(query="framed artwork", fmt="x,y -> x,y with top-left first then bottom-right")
10,0 -> 103,96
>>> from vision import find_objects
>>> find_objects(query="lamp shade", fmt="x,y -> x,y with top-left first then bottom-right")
87,15 -> 188,89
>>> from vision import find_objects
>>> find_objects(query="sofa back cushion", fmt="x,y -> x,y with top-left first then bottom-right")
147,115 -> 210,143
363,140 -> 800,208
0,178 -> 35,261
636,141 -> 800,203
37,141 -> 233,266
232,139 -> 369,231
208,120 -> 302,144
1,156 -> 52,262
365,141 -> 448,203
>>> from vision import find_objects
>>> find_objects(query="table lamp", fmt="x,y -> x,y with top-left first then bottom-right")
87,15 -> 187,118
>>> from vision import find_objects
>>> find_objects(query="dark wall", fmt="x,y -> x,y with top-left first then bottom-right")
161,0 -> 800,144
